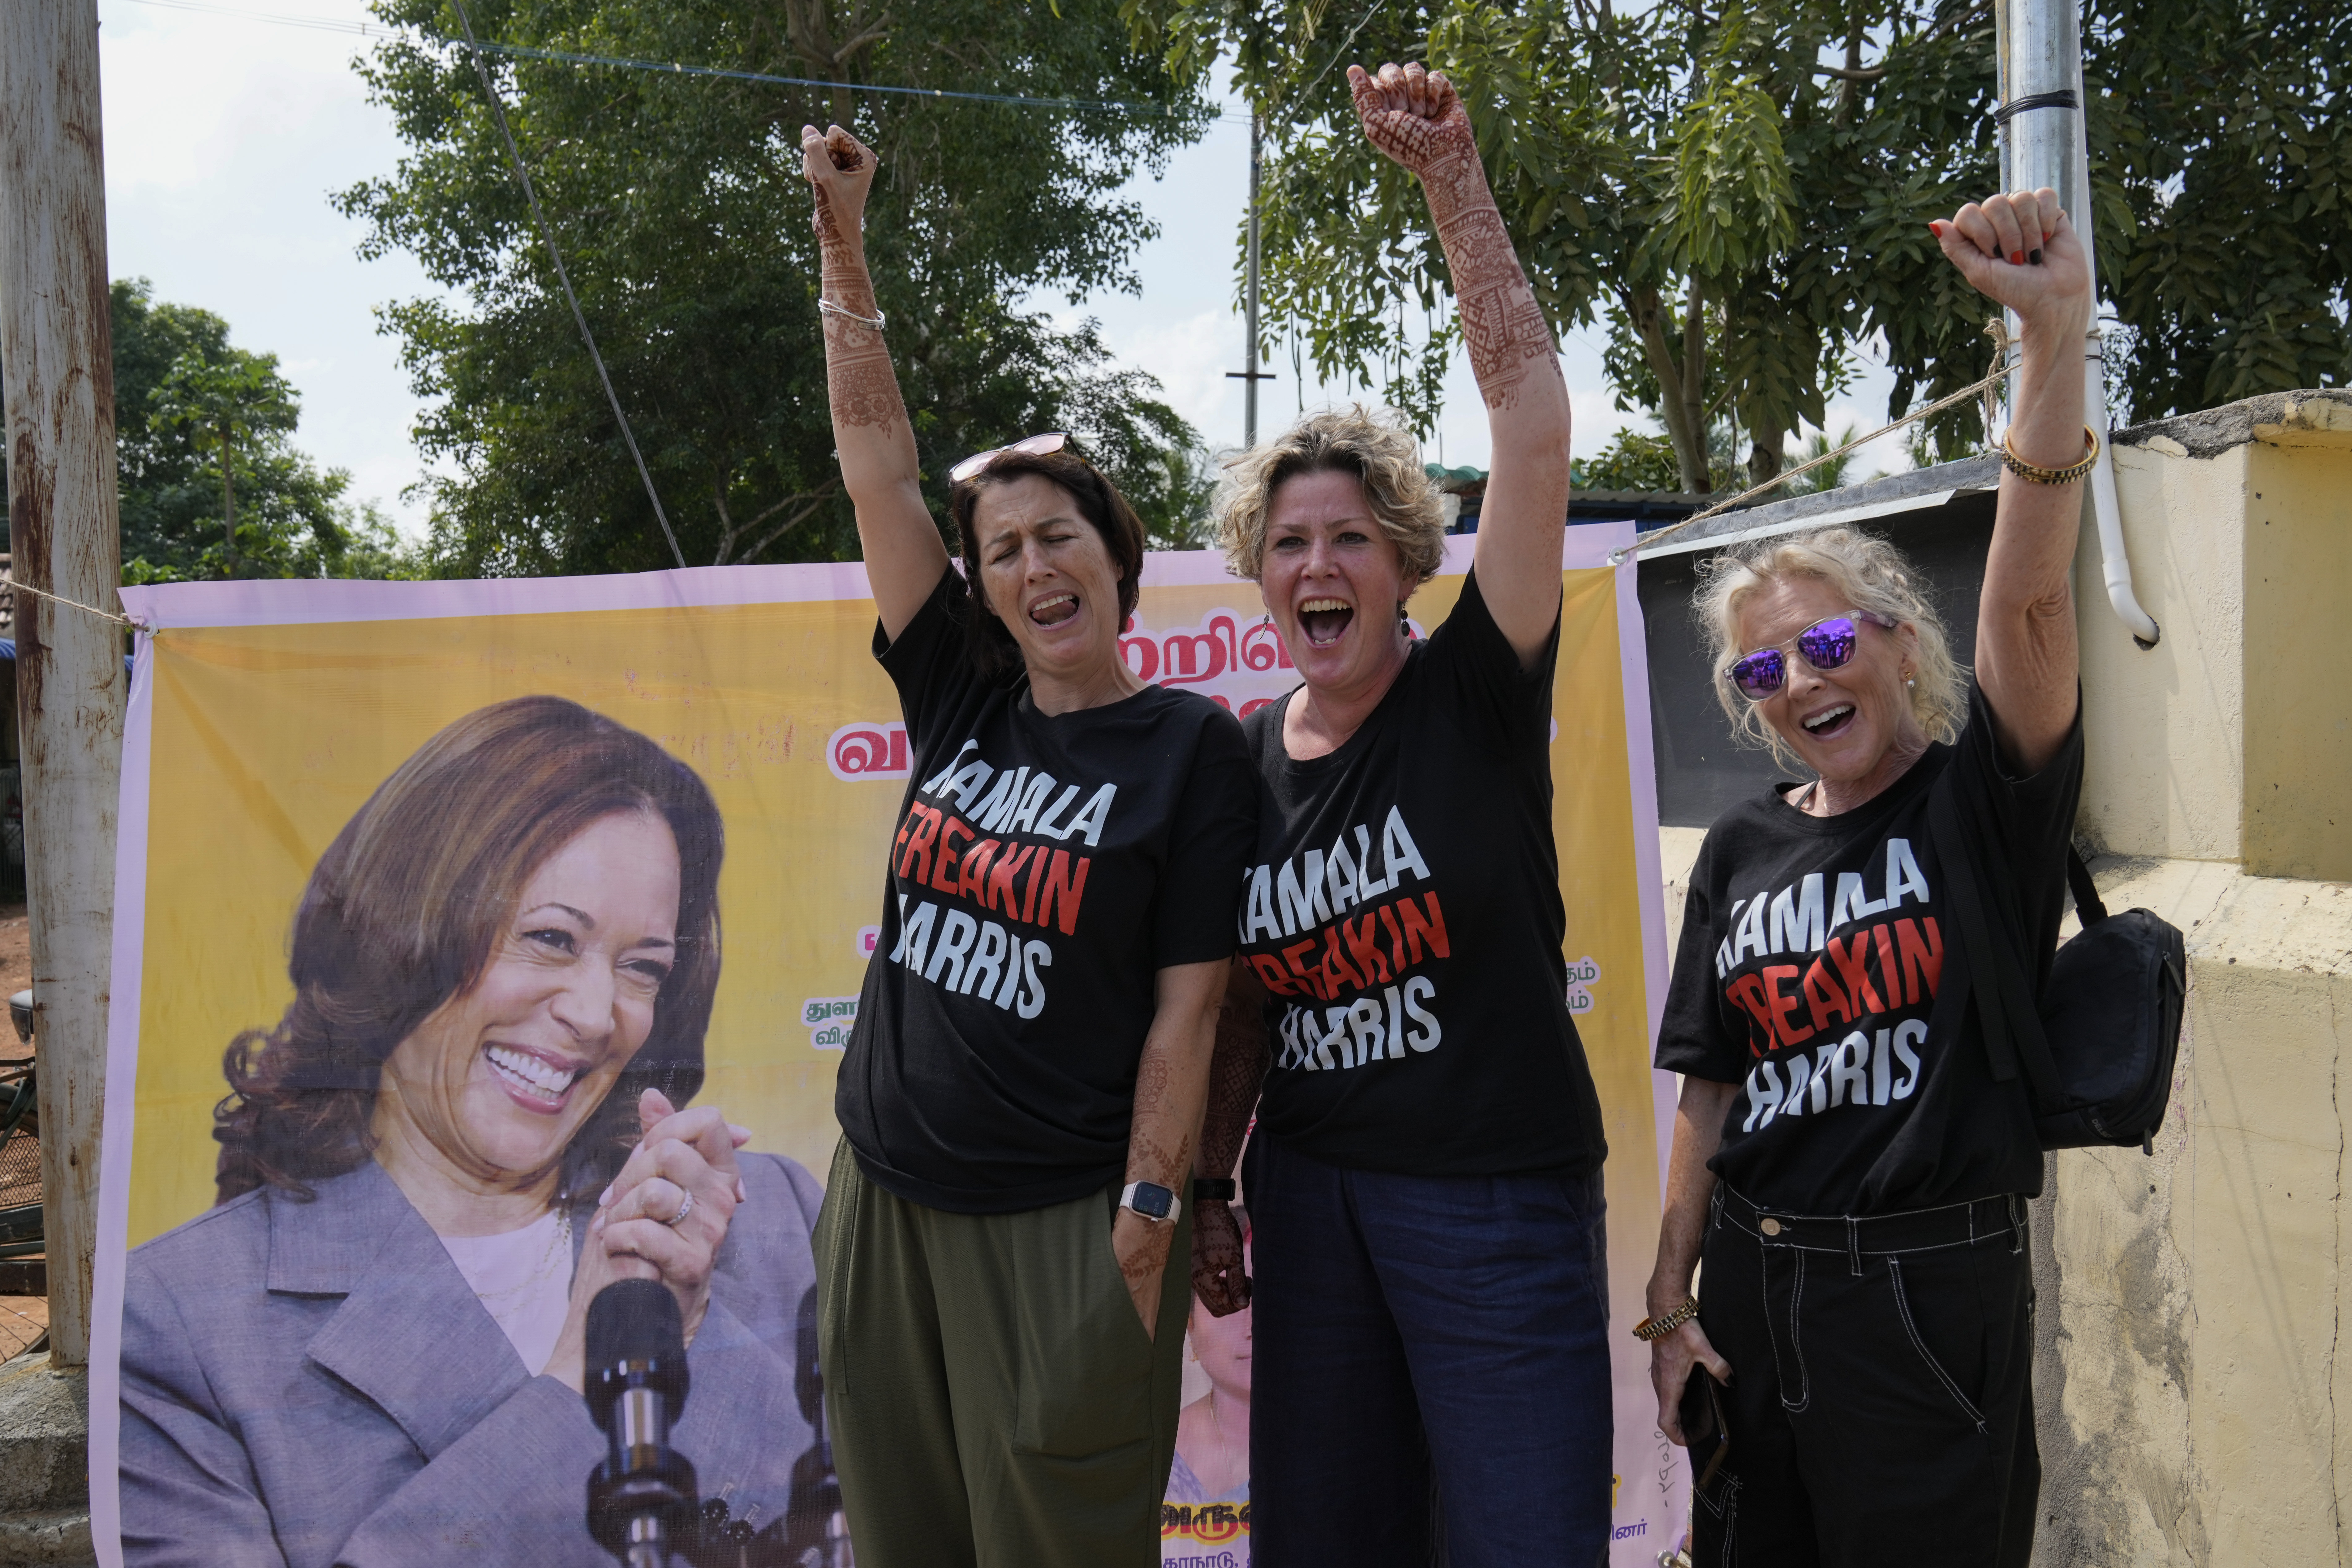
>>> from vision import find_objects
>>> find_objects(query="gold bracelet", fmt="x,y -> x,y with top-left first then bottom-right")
1632,1293 -> 1700,1342
2001,424 -> 2100,485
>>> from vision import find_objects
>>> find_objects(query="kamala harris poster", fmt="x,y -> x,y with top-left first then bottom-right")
88,528 -> 1680,1566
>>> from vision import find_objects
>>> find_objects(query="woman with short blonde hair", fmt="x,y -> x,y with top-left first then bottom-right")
1187,62 -> 1615,1565
1645,190 -> 2099,1565
1214,407 -> 1447,586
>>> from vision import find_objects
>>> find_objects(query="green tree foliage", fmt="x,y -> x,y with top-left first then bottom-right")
1574,429 -> 1685,492
1124,0 -> 1997,494
340,0 -> 1220,577
2095,0 -> 2350,419
1127,0 -> 2346,495
110,279 -> 412,583
1780,423 -> 1867,494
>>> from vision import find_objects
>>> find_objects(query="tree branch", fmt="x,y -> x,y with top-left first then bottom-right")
1626,285 -> 1710,494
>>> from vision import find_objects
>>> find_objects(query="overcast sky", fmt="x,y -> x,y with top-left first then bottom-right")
93,0 -> 1916,542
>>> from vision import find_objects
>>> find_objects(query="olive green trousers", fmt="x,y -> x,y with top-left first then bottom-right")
814,1140 -> 1190,1568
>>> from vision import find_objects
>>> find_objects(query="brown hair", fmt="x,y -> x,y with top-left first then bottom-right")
947,448 -> 1146,678
212,695 -> 725,1205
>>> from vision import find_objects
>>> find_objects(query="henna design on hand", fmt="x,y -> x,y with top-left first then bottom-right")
1190,1199 -> 1250,1315
1118,1222 -> 1175,1282
1349,62 -> 1561,413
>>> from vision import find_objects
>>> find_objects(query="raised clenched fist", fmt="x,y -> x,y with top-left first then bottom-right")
800,122 -> 878,250
1348,61 -> 1473,180
1929,188 -> 2094,339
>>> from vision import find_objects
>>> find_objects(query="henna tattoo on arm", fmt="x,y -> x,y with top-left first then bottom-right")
1196,961 -> 1270,1186
1350,67 -> 1562,414
1186,962 -> 1267,1316
809,131 -> 907,435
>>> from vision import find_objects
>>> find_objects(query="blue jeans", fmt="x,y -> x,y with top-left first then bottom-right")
1243,1135 -> 1613,1568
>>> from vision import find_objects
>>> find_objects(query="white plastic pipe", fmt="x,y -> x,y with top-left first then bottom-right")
1995,0 -> 2161,647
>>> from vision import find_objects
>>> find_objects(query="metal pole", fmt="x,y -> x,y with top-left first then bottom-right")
0,0 -> 129,1368
1995,0 -> 2159,646
1225,112 -> 1274,447
1245,112 -> 1262,449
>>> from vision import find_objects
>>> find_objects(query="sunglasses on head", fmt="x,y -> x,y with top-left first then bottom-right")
949,431 -> 1070,485
1726,611 -> 1900,701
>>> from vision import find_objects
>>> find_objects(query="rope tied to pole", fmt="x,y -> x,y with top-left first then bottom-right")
1606,323 -> 2013,567
8,577 -> 150,635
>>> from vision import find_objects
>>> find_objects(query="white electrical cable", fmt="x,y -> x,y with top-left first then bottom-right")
2070,58 -> 2161,648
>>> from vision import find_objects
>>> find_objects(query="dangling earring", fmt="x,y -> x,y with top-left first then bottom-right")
1905,671 -> 1916,688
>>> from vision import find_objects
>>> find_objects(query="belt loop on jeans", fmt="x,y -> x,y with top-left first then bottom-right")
1846,1216 -> 1863,1276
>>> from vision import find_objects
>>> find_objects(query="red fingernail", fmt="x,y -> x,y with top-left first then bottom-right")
1927,221 -> 1943,237
2011,251 -> 2025,264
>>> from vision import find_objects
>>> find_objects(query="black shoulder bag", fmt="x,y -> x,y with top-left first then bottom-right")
1928,785 -> 2186,1153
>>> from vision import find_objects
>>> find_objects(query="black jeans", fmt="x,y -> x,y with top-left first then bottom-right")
1690,1184 -> 2039,1567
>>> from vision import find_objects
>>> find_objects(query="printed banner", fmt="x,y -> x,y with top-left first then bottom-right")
89,531 -> 1683,1566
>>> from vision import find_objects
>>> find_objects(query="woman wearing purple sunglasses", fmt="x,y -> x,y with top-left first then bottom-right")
1642,187 -> 2097,1567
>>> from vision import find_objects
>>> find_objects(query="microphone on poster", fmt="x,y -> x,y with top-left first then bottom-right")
585,1279 -> 700,1568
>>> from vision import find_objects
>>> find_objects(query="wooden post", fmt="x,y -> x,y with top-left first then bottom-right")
0,0 -> 127,1369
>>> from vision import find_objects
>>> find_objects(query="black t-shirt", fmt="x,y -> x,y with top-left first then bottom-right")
1236,570 -> 1608,1178
836,568 -> 1258,1214
1654,681 -> 2084,1215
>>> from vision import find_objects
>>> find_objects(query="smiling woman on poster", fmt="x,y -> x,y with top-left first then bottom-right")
1189,64 -> 1613,1566
117,696 -> 828,1566
799,122 -> 1256,1567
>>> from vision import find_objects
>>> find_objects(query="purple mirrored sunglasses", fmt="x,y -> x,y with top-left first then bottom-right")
1726,611 -> 1899,701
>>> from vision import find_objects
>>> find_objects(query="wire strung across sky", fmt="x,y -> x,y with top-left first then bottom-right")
112,0 -> 1253,123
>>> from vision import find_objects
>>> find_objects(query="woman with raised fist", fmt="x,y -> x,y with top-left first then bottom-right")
1644,188 -> 2097,1566
1192,63 -> 1614,1566
799,124 -> 1258,1568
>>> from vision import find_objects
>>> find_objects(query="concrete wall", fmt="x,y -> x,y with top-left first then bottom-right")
2047,391 -> 2352,1563
2242,415 -> 2352,884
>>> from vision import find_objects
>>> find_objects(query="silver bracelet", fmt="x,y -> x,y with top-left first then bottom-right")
818,296 -> 886,331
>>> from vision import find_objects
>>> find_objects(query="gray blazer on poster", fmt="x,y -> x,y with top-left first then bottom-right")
118,1152 -> 826,1568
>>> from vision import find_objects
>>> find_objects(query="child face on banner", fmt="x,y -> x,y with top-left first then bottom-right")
373,810 -> 683,1194
1189,1251 -> 1253,1401
970,472 -> 1130,688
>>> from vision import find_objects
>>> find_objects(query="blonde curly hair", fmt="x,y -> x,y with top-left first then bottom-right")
1694,526 -> 1968,769
1212,406 -> 1447,587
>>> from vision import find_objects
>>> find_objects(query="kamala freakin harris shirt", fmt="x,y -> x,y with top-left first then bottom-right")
1654,681 -> 2084,1215
836,567 -> 1258,1215
1235,570 -> 1606,1179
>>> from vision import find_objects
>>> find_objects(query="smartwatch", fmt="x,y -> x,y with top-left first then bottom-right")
1119,1180 -> 1179,1224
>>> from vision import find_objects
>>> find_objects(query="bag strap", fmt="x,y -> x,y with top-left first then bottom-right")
1927,780 -> 2064,1105
2066,843 -> 2108,926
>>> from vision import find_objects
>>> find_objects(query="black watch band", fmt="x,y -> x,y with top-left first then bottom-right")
1192,1178 -> 1237,1202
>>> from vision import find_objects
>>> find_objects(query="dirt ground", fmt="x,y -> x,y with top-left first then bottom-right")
0,904 -> 28,1007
